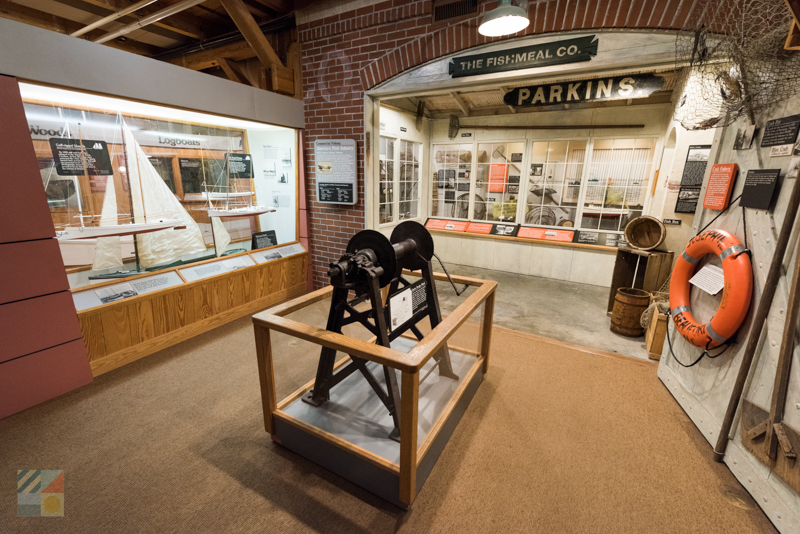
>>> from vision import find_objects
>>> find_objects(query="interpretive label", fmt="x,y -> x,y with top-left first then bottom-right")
761,115 -> 800,157
518,227 -> 575,242
703,163 -> 738,210
315,139 -> 357,205
251,230 -> 278,250
689,264 -> 725,295
179,255 -> 256,283
50,138 -> 113,176
740,169 -> 780,210
425,219 -> 469,232
72,272 -> 184,311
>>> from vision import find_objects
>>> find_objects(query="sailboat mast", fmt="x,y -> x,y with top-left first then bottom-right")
120,119 -> 140,269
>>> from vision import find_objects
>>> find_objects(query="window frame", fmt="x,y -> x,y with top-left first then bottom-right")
378,134 -> 424,228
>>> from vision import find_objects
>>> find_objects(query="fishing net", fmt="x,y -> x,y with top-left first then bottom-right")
673,0 -> 800,130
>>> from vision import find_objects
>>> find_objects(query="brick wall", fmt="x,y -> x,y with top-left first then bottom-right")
298,0 -> 706,288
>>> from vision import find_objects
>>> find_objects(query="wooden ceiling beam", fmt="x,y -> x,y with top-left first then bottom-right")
248,0 -> 289,14
450,92 -> 470,117
167,39 -> 256,70
76,0 -> 210,39
217,57 -> 250,85
0,0 -> 162,55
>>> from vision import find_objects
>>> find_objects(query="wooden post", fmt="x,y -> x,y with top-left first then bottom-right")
480,290 -> 495,374
399,369 -> 419,506
255,325 -> 277,433
765,241 -> 800,459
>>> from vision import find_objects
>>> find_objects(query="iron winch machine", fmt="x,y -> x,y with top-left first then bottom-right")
302,221 -> 462,440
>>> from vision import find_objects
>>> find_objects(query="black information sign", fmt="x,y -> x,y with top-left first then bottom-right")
251,230 -> 278,250
491,223 -> 519,237
49,138 -> 113,176
449,35 -> 597,78
504,73 -> 665,108
178,158 -> 204,194
740,169 -> 780,210
225,153 -> 252,179
663,218 -> 682,225
577,231 -> 600,244
318,183 -> 353,204
760,115 -> 800,147
675,145 -> 711,214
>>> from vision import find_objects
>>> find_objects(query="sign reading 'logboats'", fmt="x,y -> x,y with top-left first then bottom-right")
504,73 -> 666,108
448,36 -> 598,78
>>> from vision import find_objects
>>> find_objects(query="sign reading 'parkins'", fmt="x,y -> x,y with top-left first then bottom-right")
504,73 -> 666,108
448,36 -> 598,78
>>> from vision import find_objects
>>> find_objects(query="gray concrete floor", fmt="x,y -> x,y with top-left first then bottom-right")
433,263 -> 650,361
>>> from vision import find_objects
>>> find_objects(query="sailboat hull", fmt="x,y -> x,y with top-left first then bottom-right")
207,206 -> 275,218
184,192 -> 255,201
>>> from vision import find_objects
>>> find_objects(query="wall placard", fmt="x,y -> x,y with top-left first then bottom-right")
49,138 -> 113,176
703,163 -> 738,210
488,164 -> 508,193
518,226 -> 575,242
72,271 -> 184,311
314,139 -> 356,205
250,243 -> 306,264
425,218 -> 468,232
740,169 -> 780,210
251,230 -> 278,250
225,153 -> 252,179
675,145 -> 711,213
761,114 -> 800,157
179,255 -> 256,283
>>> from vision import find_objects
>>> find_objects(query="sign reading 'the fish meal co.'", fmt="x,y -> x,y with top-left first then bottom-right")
504,73 -> 666,108
448,36 -> 598,78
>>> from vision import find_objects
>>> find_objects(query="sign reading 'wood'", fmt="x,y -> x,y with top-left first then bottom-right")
448,36 -> 598,78
504,73 -> 666,108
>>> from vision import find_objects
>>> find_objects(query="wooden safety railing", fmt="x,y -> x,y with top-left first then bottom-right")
252,271 -> 496,506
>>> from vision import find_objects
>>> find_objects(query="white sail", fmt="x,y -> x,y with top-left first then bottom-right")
211,217 -> 231,257
123,122 -> 207,268
91,175 -> 123,270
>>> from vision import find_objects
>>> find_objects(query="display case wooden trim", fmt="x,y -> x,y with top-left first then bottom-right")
429,228 -> 617,251
252,272 -> 496,506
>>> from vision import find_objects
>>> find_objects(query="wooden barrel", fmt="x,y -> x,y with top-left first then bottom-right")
610,288 -> 651,337
624,216 -> 666,251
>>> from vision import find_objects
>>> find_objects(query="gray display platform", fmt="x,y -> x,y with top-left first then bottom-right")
276,337 -> 484,508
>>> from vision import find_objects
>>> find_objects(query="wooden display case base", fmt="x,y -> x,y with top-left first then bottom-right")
274,342 -> 484,508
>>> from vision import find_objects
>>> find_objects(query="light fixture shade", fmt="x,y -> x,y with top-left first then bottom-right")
478,0 -> 530,37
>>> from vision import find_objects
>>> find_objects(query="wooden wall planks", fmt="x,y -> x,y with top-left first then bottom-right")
77,252 -> 307,376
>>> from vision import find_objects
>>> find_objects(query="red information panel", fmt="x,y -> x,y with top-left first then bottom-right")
425,218 -> 468,232
466,222 -> 493,234
703,163 -> 738,210
518,227 -> 575,242
488,164 -> 508,193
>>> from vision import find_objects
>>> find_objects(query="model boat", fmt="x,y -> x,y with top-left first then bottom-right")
207,205 -> 275,218
56,219 -> 184,240
183,191 -> 255,201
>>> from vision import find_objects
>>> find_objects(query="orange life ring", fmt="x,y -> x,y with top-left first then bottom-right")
669,229 -> 753,349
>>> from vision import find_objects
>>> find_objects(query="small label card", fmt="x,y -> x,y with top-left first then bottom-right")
689,264 -> 725,295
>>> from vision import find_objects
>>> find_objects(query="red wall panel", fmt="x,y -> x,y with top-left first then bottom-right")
0,292 -> 82,363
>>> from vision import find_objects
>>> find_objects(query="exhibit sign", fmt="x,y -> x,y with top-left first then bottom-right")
72,271 -> 184,311
315,139 -> 356,205
251,230 -> 278,250
178,255 -> 256,283
425,218 -> 468,232
675,145 -> 711,214
49,138 -> 113,176
225,153 -> 252,179
663,218 -> 682,225
388,280 -> 428,332
740,169 -> 780,210
703,163 -> 738,210
518,226 -> 575,242
465,222 -> 519,236
488,164 -> 508,193
448,35 -> 598,78
250,243 -> 306,264
576,231 -> 627,247
504,73 -> 665,108
760,114 -> 800,157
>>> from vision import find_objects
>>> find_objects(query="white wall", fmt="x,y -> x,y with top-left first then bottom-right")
249,129 -> 298,245
658,95 -> 800,533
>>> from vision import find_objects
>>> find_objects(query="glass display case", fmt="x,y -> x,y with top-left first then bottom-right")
380,137 -> 422,225
22,83 -> 299,288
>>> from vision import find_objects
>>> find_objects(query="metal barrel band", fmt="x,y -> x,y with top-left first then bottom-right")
681,250 -> 700,264
706,322 -> 727,344
671,305 -> 692,316
719,243 -> 746,262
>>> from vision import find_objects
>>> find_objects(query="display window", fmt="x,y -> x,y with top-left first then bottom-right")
428,136 -> 656,236
22,83 -> 298,287
380,136 -> 422,225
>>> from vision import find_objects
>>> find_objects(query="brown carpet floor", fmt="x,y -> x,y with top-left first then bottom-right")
0,302 -> 776,533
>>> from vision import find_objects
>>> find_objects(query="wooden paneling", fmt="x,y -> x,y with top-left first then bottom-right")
78,252 -> 307,376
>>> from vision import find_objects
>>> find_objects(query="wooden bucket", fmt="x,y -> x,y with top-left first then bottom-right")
610,288 -> 651,337
624,216 -> 666,251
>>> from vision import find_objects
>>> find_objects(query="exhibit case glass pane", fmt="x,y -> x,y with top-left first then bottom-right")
379,136 -> 395,224
581,138 -> 655,232
21,83 -> 299,289
474,141 -> 524,223
524,139 -> 585,227
398,140 -> 420,221
431,143 -> 472,219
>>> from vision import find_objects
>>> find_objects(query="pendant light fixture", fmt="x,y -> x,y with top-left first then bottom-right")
478,0 -> 530,37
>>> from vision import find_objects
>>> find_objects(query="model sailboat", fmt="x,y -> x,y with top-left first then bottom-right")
91,121 -> 208,269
